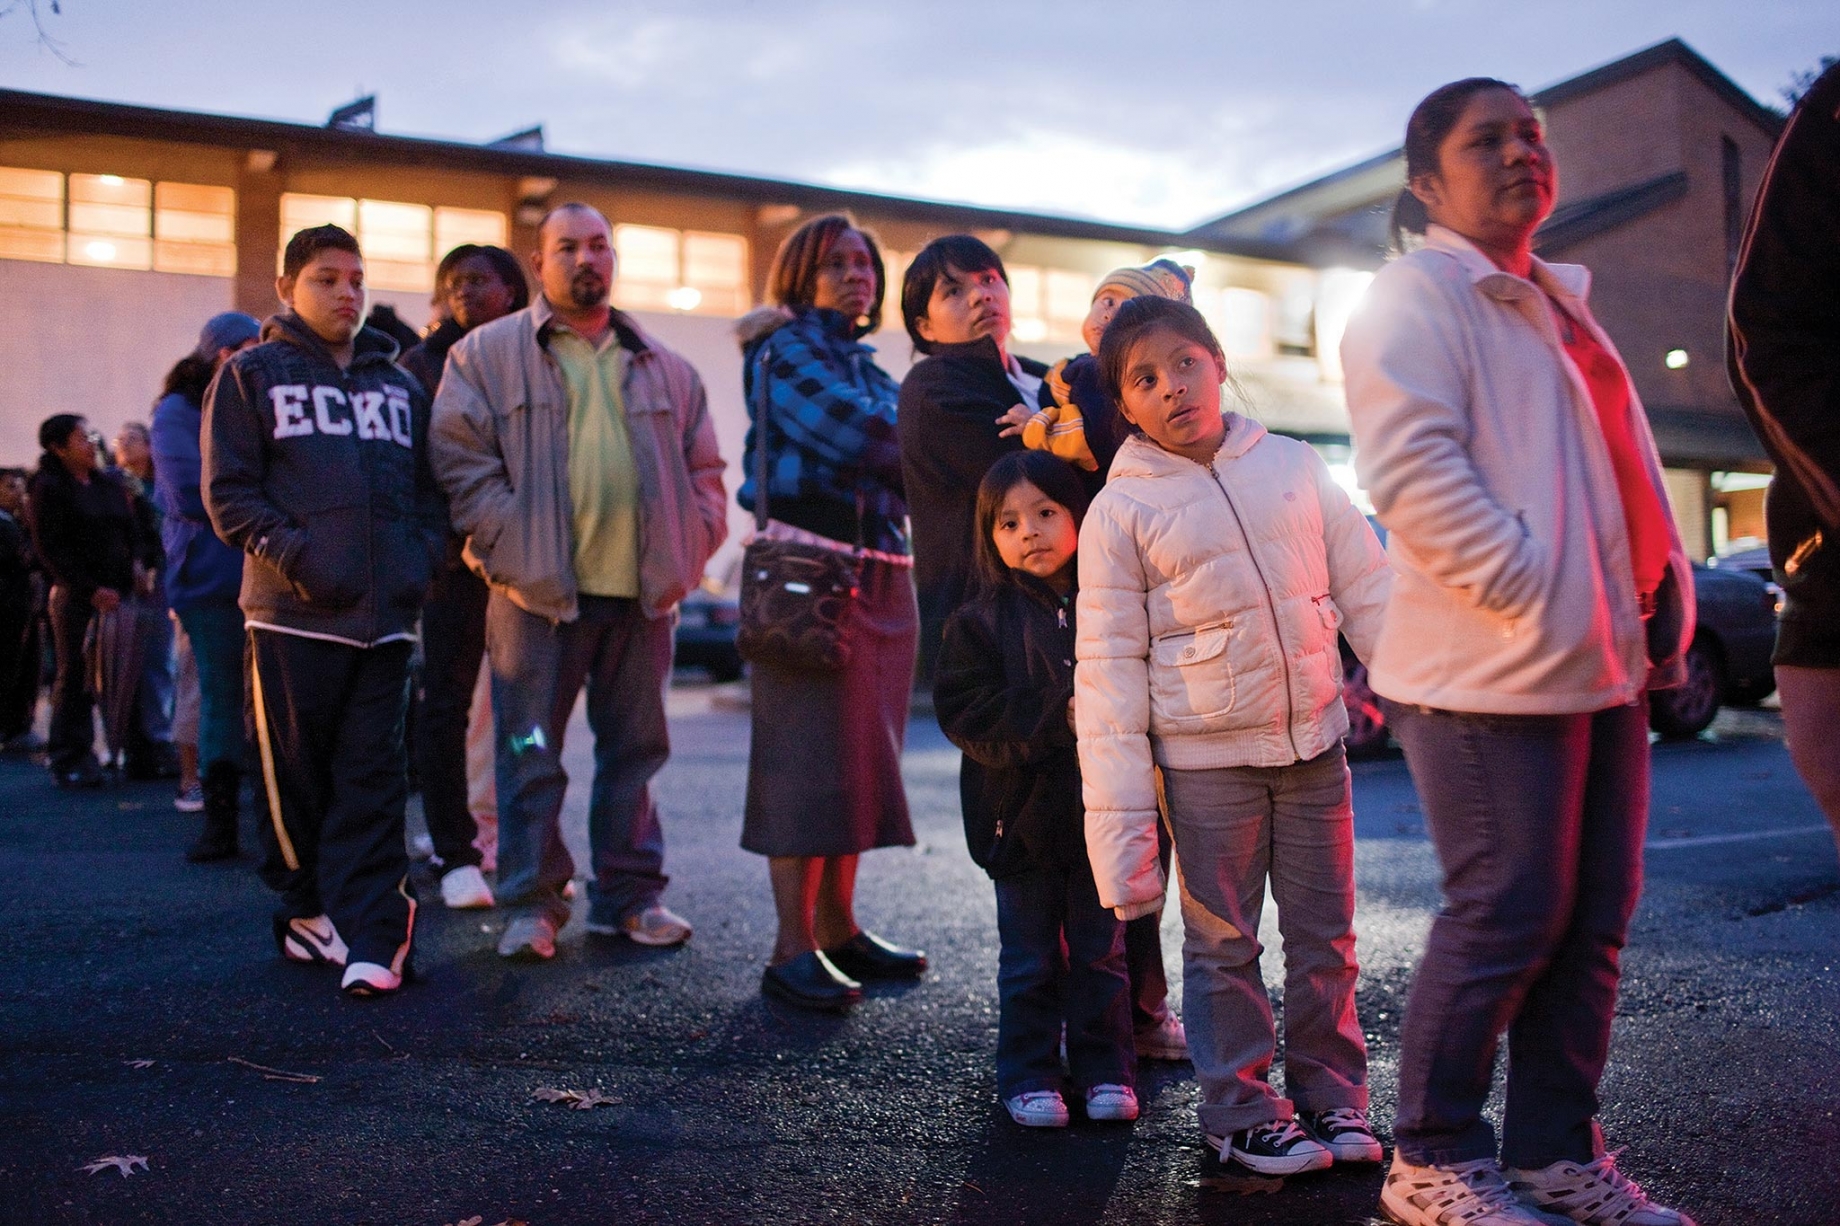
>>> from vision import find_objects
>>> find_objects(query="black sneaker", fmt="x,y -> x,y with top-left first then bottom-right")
51,760 -> 106,789
1207,1118 -> 1333,1176
1301,1107 -> 1384,1163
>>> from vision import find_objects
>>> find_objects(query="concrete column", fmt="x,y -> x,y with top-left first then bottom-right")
235,154 -> 282,318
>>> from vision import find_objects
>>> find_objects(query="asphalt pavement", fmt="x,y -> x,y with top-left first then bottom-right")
2,685 -> 1837,1226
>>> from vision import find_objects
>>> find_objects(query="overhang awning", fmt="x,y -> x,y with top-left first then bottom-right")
1645,405 -> 1768,469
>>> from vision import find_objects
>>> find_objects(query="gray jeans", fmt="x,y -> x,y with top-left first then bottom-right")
1163,746 -> 1369,1137
486,592 -> 673,928
1384,698 -> 1649,1169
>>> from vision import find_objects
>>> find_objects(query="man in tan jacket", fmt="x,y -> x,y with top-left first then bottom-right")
431,204 -> 727,960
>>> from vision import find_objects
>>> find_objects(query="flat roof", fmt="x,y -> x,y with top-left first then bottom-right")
0,86 -> 1299,263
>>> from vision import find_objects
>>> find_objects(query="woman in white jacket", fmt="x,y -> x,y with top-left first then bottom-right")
1075,296 -> 1391,1178
1340,79 -> 1696,1226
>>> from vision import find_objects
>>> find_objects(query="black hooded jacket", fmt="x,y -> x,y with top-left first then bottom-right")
202,313 -> 447,646
934,571 -> 1085,879
896,337 -> 1049,680
399,317 -> 464,398
1728,61 -> 1840,664
27,457 -> 149,598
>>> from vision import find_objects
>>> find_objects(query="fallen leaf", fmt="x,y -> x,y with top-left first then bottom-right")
81,1155 -> 148,1178
531,1086 -> 619,1110
124,1059 -> 154,1070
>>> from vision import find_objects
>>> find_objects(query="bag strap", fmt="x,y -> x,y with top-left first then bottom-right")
750,345 -> 773,534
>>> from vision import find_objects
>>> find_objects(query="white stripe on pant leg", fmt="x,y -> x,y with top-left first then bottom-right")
389,874 -> 416,978
249,646 -> 299,872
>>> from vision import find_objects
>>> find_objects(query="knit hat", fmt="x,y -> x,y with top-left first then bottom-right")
195,311 -> 262,359
1095,258 -> 1194,305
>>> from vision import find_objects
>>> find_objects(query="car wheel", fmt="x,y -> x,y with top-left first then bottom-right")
1342,658 -> 1389,757
1649,637 -> 1724,738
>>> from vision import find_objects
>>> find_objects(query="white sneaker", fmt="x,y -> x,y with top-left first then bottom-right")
1381,1153 -> 1575,1226
439,864 -> 495,909
173,783 -> 204,813
1005,1090 -> 1069,1128
274,914 -> 348,967
1506,1153 -> 1697,1226
340,961 -> 401,997
497,914 -> 557,960
604,903 -> 692,947
1134,1013 -> 1189,1061
1085,1084 -> 1139,1122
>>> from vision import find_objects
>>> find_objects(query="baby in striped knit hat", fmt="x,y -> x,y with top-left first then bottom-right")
1001,259 -> 1194,476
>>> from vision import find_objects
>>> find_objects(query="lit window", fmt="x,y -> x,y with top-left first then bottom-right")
280,194 -> 457,291
1044,270 -> 1093,344
684,232 -> 749,316
434,206 -> 508,259
1009,265 -> 1046,343
68,173 -> 152,269
1213,287 -> 1272,361
357,199 -> 433,291
0,165 -> 64,263
612,223 -> 751,316
879,249 -> 912,334
280,193 -> 356,236
612,224 -> 680,311
155,182 -> 235,277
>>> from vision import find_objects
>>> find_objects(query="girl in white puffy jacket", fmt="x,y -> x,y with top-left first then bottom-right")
1074,297 -> 1391,1178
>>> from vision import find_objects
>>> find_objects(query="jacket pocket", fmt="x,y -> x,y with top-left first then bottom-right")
288,510 -> 367,610
1148,623 -> 1235,727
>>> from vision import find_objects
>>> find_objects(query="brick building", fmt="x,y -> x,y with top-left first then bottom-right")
1191,38 -> 1786,557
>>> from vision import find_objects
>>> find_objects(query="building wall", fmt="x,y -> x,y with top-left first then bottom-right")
0,260 -> 233,464
1543,62 -> 1777,430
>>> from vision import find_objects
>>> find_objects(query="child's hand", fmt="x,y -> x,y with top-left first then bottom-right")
1066,696 -> 1077,732
995,403 -> 1032,439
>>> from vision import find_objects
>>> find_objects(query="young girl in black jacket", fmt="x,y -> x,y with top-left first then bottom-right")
934,450 -> 1136,1129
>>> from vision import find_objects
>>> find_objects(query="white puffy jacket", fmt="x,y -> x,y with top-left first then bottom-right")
1074,415 -> 1391,914
1339,226 -> 1693,715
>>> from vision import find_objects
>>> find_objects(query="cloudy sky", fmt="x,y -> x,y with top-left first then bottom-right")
2,1 -> 1834,228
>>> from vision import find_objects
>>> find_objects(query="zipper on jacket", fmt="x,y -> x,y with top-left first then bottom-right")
1209,465 -> 1302,760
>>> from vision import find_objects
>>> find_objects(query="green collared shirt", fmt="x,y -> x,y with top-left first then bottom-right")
549,323 -> 640,598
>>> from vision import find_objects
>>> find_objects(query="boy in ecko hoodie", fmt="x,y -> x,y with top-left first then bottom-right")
203,224 -> 447,998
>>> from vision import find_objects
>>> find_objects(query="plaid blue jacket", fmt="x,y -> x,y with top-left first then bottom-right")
739,307 -> 907,554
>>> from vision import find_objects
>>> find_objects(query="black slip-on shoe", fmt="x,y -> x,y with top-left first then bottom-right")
822,931 -> 927,980
762,950 -> 863,1011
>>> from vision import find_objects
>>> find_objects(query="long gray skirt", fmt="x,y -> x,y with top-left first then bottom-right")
741,557 -> 918,858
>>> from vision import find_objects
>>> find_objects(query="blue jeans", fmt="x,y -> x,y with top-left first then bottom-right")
1163,748 -> 1369,1137
993,861 -> 1133,1099
134,595 -> 175,749
486,592 -> 672,928
176,603 -> 246,770
1384,698 -> 1650,1169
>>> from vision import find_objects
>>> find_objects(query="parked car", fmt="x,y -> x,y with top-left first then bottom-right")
674,588 -> 743,682
1649,562 -> 1779,737
1707,542 -> 1774,584
1340,561 -> 1781,753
